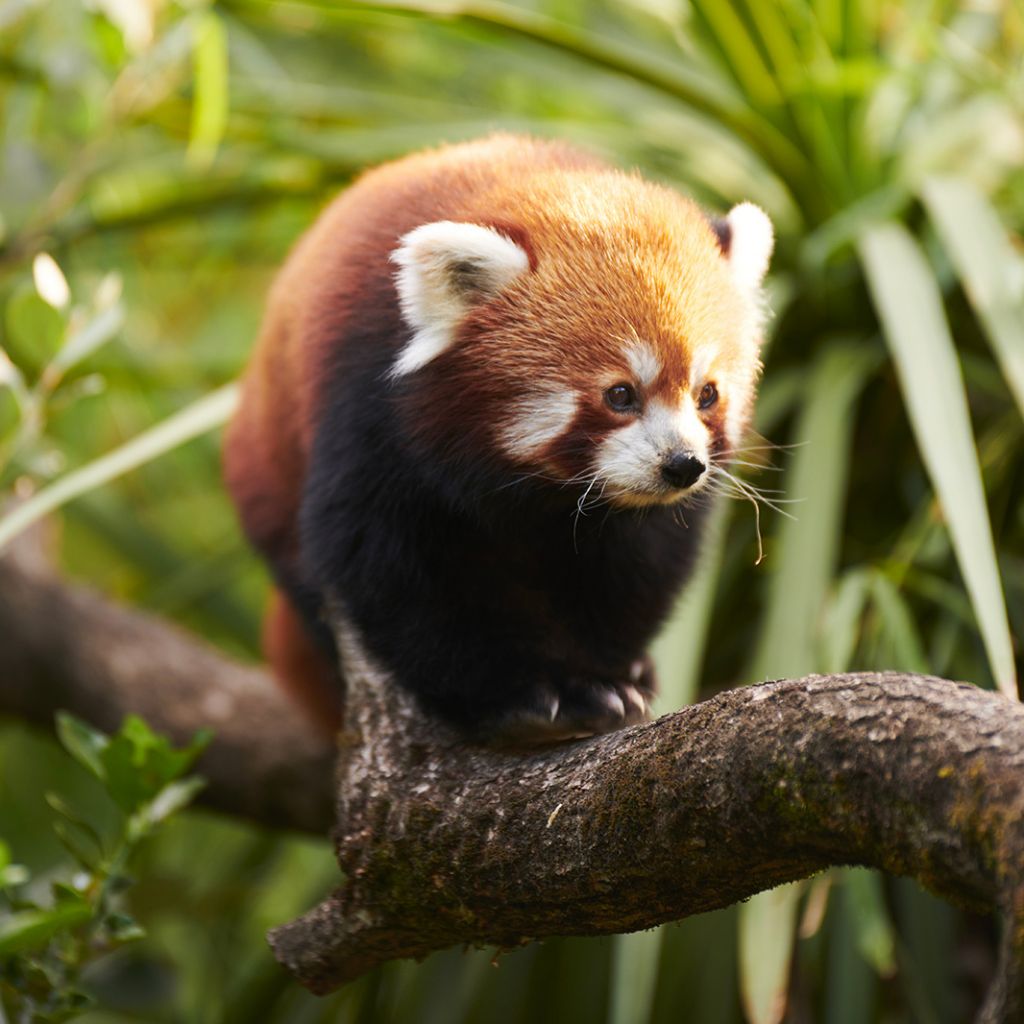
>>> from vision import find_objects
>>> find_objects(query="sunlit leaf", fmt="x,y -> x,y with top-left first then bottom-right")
921,176 -> 1024,421
4,287 -> 65,376
55,712 -> 107,779
0,903 -> 91,955
188,11 -> 230,168
0,841 -> 29,890
32,253 -> 70,310
138,777 -> 206,830
100,716 -> 210,813
859,223 -> 1017,699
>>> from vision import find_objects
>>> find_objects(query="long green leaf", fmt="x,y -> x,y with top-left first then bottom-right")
740,339 -> 878,1024
739,882 -> 803,1024
921,176 -> 1024,420
750,340 -> 879,679
651,500 -> 733,714
0,903 -> 92,954
188,11 -> 230,168
0,383 -> 239,551
608,928 -> 661,1024
858,223 -> 1017,699
277,0 -> 813,188
844,868 -> 896,977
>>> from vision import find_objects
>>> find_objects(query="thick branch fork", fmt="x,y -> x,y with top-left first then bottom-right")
271,634 -> 1024,1022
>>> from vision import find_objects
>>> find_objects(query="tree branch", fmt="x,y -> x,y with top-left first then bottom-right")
270,617 -> 1024,1023
0,538 -> 335,833
1,543 -> 1021,1020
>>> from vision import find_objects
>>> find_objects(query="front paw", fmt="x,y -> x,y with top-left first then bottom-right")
555,676 -> 652,737
491,674 -> 652,747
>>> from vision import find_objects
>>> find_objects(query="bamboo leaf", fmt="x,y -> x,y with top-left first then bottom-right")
858,223 -> 1017,699
316,0 -> 813,186
739,882 -> 802,1024
869,572 -> 929,673
0,383 -> 239,552
651,500 -> 732,713
188,11 -> 230,168
608,928 -> 661,1024
821,568 -> 871,672
844,869 -> 896,977
749,340 -> 880,679
921,176 -> 1024,420
741,340 -> 878,1024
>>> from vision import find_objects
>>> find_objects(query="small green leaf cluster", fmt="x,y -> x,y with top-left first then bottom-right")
0,714 -> 209,1022
0,256 -> 124,493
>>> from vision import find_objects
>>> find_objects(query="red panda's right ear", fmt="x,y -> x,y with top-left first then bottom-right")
390,221 -> 529,377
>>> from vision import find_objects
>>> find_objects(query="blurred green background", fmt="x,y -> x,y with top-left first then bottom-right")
1,0 -> 1021,1020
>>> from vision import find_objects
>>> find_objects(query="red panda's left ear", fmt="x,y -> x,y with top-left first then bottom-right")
719,202 -> 774,296
390,221 -> 529,376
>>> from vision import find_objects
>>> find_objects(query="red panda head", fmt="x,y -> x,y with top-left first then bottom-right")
389,171 -> 773,509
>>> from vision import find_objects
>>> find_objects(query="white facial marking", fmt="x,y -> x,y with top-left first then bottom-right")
625,340 -> 661,390
725,202 -> 774,295
689,348 -> 715,390
390,221 -> 529,377
594,398 -> 710,502
501,390 -> 578,459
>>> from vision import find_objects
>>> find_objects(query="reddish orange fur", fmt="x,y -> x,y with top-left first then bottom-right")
225,135 -> 759,726
262,590 -> 342,735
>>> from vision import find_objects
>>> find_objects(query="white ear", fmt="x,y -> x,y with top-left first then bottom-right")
390,221 -> 529,376
724,202 -> 774,294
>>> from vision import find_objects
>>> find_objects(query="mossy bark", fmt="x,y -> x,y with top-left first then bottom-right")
269,620 -> 1024,1022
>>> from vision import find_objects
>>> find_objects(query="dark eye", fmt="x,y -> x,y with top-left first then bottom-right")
698,382 -> 718,410
605,383 -> 638,412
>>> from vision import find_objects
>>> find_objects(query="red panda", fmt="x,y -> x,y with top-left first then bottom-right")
224,135 -> 773,744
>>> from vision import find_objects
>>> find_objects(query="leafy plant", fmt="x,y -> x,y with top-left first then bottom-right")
0,0 -> 1020,1021
0,714 -> 209,1022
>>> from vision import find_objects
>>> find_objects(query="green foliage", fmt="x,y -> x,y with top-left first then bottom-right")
0,0 -> 1021,1020
0,714 -> 207,1022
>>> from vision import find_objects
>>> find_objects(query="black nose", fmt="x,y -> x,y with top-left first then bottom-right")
661,453 -> 705,489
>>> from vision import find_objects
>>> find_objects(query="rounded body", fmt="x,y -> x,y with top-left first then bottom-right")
224,135 -> 772,742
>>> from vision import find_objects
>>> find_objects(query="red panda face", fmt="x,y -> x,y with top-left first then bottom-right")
391,177 -> 773,509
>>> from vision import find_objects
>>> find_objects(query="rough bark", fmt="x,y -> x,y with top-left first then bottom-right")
268,619 -> 1024,1023
1,544 -> 1022,1021
0,537 -> 335,833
